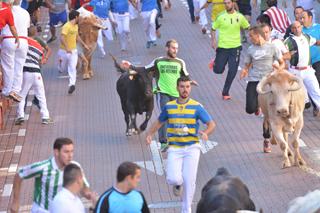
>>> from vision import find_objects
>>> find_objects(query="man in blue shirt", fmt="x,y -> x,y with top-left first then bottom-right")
94,162 -> 150,213
110,0 -> 131,51
83,0 -> 114,57
301,10 -> 320,116
141,0 -> 158,48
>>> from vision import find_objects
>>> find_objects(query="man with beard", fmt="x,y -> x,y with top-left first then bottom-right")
121,39 -> 198,152
57,10 -> 88,94
10,138 -> 97,213
146,76 -> 216,213
211,0 -> 250,100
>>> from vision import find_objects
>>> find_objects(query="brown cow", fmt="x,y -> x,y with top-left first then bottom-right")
257,67 -> 306,168
77,8 -> 105,80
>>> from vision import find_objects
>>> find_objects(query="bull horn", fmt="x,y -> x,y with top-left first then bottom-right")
256,76 -> 271,94
288,75 -> 303,91
128,70 -> 138,75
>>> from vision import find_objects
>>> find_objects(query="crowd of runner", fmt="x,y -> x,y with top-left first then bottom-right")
1,0 -> 320,212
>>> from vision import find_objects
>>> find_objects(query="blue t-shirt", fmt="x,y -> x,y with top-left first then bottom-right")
90,0 -> 111,18
94,187 -> 150,213
110,0 -> 128,13
158,99 -> 213,147
303,24 -> 320,64
141,0 -> 157,12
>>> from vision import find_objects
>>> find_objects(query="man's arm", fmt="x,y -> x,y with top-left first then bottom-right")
76,34 -> 89,50
211,29 -> 217,49
146,120 -> 164,145
10,174 -> 23,213
199,120 -> 216,141
240,63 -> 252,80
9,25 -> 19,46
60,35 -> 71,52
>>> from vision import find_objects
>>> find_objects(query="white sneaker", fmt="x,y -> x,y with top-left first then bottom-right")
173,185 -> 182,197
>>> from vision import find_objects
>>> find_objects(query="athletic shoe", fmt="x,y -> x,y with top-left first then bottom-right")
146,41 -> 151,49
160,143 -> 169,152
42,118 -> 53,125
255,108 -> 261,116
222,95 -> 231,100
151,41 -> 157,47
47,36 -> 57,43
15,117 -> 24,125
68,85 -> 75,94
173,185 -> 182,197
263,139 -> 272,153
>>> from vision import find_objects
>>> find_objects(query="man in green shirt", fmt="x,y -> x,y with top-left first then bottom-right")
121,39 -> 197,152
211,0 -> 250,100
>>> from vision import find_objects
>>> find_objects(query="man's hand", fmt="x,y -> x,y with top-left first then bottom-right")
211,40 -> 217,50
240,68 -> 248,80
199,131 -> 208,142
15,37 -> 20,48
146,134 -> 152,145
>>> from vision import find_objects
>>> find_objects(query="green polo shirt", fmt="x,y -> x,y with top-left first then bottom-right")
212,11 -> 250,49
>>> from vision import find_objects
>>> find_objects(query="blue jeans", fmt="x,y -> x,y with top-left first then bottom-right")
157,93 -> 177,143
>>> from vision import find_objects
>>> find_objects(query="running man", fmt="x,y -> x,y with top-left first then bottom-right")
146,76 -> 216,213
193,0 -> 208,34
121,39 -> 197,152
140,0 -> 158,48
211,0 -> 250,100
10,138 -> 97,213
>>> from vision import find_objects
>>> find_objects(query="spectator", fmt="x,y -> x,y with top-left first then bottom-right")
50,163 -> 86,213
45,0 -> 69,43
94,162 -> 150,213
1,0 -> 30,102
211,0 -> 250,100
264,0 -> 290,36
10,138 -> 97,213
146,76 -> 216,213
15,26 -> 52,126
58,10 -> 88,94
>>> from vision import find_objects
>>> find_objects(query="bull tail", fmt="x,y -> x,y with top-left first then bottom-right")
109,52 -> 126,73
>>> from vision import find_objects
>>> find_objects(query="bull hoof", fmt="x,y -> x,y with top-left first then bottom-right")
295,158 -> 306,167
270,136 -> 277,145
288,151 -> 294,163
282,160 -> 291,169
83,73 -> 91,80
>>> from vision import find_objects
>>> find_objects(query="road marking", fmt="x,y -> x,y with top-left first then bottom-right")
57,75 -> 69,79
14,145 -> 22,153
0,149 -> 13,153
2,184 -> 13,197
0,133 -> 18,136
18,129 -> 26,137
149,201 -> 181,209
8,164 -> 18,173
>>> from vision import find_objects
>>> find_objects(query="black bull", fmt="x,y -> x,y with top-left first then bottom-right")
197,167 -> 256,213
115,62 -> 154,136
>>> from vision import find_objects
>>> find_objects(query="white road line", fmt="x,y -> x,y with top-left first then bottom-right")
149,201 -> 182,209
2,184 -> 13,197
0,149 -> 13,153
14,145 -> 22,154
18,129 -> 26,137
0,132 -> 18,137
57,75 -> 70,79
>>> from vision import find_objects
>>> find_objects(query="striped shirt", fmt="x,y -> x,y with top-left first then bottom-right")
158,99 -> 212,147
24,37 -> 43,73
264,6 -> 291,34
18,157 -> 89,211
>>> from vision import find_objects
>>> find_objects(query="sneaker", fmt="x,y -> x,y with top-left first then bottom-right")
160,143 -> 169,152
42,118 -> 53,125
201,27 -> 207,34
222,95 -> 231,100
15,117 -> 24,125
68,85 -> 75,94
263,139 -> 272,153
146,41 -> 151,49
9,91 -> 22,102
255,108 -> 261,116
32,97 -> 41,110
47,36 -> 57,43
173,185 -> 182,197
151,41 -> 157,47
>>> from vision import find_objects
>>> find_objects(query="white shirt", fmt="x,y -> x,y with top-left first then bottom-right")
49,188 -> 85,213
1,5 -> 30,36
293,34 -> 316,67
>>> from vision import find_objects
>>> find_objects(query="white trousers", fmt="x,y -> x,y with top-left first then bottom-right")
129,3 -> 138,20
289,67 -> 320,108
0,38 -> 28,95
193,0 -> 208,28
166,144 -> 201,213
141,9 -> 158,42
31,202 -> 49,213
17,72 -> 50,119
58,49 -> 78,86
113,12 -> 130,50
97,18 -> 113,54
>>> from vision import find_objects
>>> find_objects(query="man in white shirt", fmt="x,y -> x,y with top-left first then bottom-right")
0,0 -> 30,102
50,163 -> 86,213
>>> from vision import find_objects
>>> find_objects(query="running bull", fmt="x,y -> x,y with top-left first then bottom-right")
196,167 -> 256,212
112,56 -> 154,136
257,67 -> 306,168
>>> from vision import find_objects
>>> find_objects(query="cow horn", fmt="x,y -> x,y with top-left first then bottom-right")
256,76 -> 271,94
288,76 -> 303,91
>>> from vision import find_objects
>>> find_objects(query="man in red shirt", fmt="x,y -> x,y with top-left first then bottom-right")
0,1 -> 19,46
